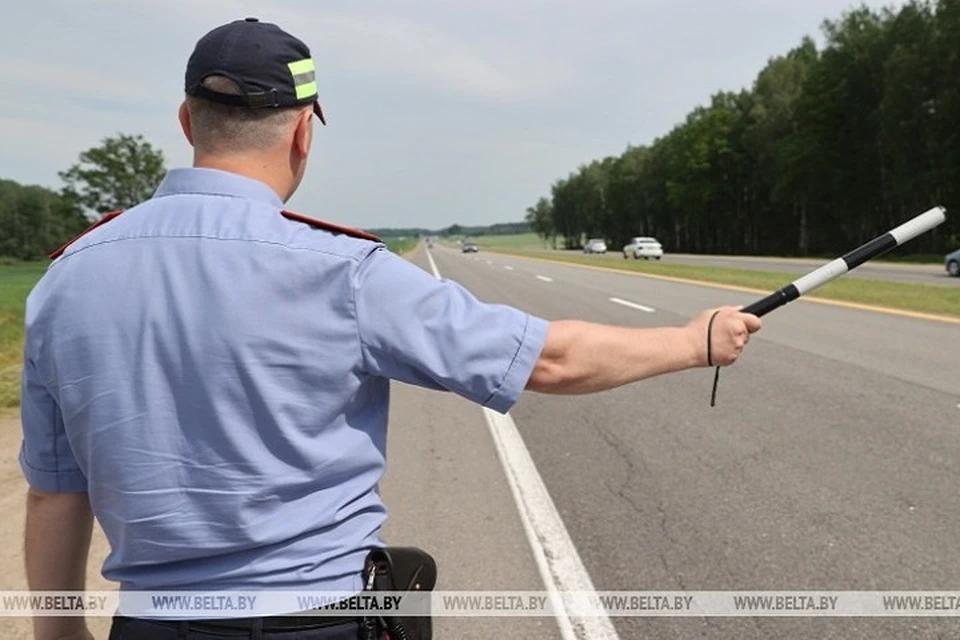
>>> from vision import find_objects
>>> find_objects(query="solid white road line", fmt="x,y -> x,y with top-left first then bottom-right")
484,409 -> 621,640
536,275 -> 554,282
609,297 -> 655,313
427,247 -> 619,640
504,266 -> 514,271
426,247 -> 441,279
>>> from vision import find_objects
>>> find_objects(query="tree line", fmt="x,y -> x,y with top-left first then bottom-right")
526,0 -> 960,256
0,134 -> 166,260
369,222 -> 531,239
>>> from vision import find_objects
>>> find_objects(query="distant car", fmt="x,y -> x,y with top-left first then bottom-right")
946,248 -> 960,277
583,239 -> 607,254
623,236 -> 664,260
462,243 -> 479,253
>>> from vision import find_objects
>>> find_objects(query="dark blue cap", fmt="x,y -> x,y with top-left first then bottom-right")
185,17 -> 326,125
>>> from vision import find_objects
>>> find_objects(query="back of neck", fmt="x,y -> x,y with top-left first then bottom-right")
193,153 -> 290,202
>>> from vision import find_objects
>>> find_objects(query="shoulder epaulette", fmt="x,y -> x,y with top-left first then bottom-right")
281,210 -> 381,243
48,210 -> 125,260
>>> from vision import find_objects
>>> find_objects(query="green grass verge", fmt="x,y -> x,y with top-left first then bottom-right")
0,262 -> 48,408
488,249 -> 960,318
460,233 -> 551,250
383,237 -> 418,255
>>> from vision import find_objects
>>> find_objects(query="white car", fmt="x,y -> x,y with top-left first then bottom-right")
623,236 -> 664,260
583,239 -> 607,254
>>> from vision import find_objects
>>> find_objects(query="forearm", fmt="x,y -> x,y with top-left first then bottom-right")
526,320 -> 702,394
25,489 -> 94,640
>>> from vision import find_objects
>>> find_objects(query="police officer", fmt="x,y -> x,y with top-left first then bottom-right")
19,17 -> 761,640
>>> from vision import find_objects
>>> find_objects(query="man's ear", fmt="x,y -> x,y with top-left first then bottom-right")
179,101 -> 195,147
292,108 -> 313,158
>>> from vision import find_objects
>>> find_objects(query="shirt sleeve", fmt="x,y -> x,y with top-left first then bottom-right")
353,247 -> 549,414
19,357 -> 88,493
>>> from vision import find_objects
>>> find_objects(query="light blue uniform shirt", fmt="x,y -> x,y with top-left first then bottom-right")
19,168 -> 549,599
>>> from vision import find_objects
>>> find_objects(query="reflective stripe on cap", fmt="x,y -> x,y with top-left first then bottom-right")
288,58 -> 317,99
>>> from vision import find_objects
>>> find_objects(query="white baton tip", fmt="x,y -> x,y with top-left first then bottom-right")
889,206 -> 947,245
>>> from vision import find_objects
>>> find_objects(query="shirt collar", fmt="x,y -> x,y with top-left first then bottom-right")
153,168 -> 284,207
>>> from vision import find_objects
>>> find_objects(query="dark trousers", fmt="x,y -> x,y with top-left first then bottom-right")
109,615 -> 363,639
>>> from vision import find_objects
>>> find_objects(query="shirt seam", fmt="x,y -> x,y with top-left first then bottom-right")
352,246 -> 388,374
351,254 -> 368,372
53,234 -> 372,267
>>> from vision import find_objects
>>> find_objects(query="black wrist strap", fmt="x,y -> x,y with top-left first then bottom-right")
710,366 -> 720,407
706,310 -> 721,407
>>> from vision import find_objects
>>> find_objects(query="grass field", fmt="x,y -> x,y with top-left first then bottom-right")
383,237 -> 418,255
484,249 -> 960,318
462,232 -> 548,250
0,262 -> 47,408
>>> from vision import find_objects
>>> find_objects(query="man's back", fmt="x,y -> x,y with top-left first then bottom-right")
17,16 -> 761,640
23,168 -> 389,594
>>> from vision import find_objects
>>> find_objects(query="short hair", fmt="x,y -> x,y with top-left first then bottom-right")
185,75 -> 308,154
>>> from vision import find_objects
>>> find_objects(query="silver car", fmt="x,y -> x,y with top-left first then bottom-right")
946,248 -> 960,277
583,238 -> 607,254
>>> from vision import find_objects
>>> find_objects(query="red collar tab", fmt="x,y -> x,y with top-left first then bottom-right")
281,210 -> 381,243
48,210 -> 125,260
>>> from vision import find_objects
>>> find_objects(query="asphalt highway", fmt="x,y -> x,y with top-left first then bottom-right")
382,244 -> 960,639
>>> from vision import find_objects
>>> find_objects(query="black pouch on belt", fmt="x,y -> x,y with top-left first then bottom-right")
362,547 -> 437,640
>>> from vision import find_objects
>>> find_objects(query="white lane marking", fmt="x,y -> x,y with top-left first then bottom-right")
609,297 -> 655,313
487,260 -> 493,265
428,250 -> 617,640
504,266 -> 514,271
536,275 -> 554,282
426,247 -> 441,279
484,409 -> 620,640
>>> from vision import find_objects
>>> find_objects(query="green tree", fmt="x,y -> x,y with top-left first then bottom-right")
525,197 -> 555,247
526,0 -> 957,257
59,133 -> 167,217
0,179 -> 87,259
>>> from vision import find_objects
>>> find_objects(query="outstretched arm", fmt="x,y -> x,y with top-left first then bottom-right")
527,306 -> 761,394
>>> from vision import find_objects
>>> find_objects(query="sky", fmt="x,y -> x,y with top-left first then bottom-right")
1,0 -> 904,231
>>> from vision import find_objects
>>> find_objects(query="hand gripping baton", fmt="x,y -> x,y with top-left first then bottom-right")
708,206 -> 948,406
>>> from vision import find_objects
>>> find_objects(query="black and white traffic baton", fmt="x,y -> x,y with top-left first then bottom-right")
708,205 -> 948,406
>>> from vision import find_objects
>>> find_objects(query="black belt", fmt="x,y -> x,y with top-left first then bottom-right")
115,611 -> 361,632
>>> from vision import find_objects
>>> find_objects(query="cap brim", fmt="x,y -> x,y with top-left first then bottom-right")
313,100 -> 326,125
